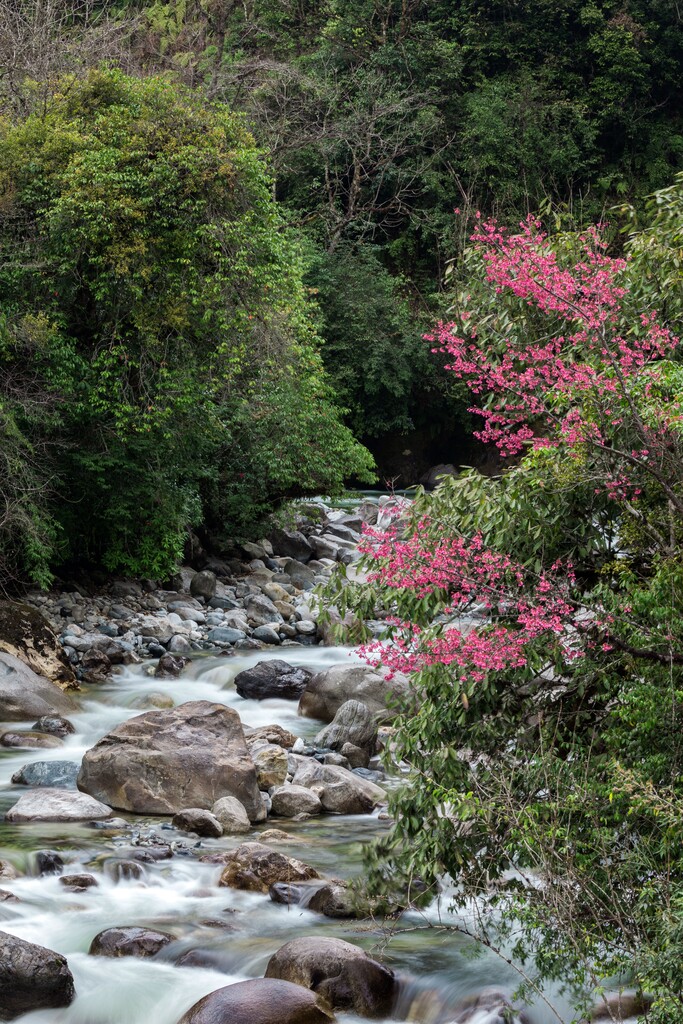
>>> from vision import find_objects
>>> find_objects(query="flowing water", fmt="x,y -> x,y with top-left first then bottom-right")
0,647 -> 584,1024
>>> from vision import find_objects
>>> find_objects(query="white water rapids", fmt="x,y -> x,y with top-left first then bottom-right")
0,647 -> 587,1024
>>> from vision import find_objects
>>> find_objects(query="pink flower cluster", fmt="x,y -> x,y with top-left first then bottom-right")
429,216 -> 678,460
359,523 -> 577,684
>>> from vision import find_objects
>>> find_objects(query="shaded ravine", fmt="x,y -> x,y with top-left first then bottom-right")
0,646 -> 580,1024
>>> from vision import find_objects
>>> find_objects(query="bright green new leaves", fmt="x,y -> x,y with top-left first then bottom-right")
0,70 -> 373,583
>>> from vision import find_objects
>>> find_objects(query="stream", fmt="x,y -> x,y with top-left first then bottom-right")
0,646 -> 582,1024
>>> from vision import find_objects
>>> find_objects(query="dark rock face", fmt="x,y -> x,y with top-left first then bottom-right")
235,660 -> 312,701
177,978 -> 334,1024
88,926 -> 174,958
0,600 -> 75,685
154,653 -> 188,678
0,930 -> 75,1020
0,652 -> 77,722
34,851 -> 63,876
265,936 -> 397,1018
190,571 -> 217,601
77,701 -> 262,819
269,529 -> 314,563
218,842 -> 320,893
32,715 -> 76,737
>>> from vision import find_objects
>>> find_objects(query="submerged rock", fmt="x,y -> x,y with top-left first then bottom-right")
177,978 -> 334,1024
218,841 -> 320,893
0,930 -> 75,1020
89,926 -> 174,958
77,701 -> 262,819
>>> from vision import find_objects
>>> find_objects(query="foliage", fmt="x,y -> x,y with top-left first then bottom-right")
325,211 -> 683,1019
0,69 -> 373,584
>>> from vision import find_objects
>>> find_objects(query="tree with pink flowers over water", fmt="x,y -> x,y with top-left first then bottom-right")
327,206 -> 683,1023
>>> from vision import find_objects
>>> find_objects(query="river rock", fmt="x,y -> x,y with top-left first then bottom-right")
60,873 -> 99,891
0,600 -> 75,685
32,715 -> 76,737
173,808 -> 223,838
291,762 -> 386,814
265,936 -> 396,1017
177,978 -> 333,1024
89,926 -> 174,958
270,529 -> 314,563
5,789 -> 113,822
235,660 -> 312,701
11,760 -> 80,788
190,571 -> 216,601
218,841 -> 320,893
211,795 -> 251,833
77,701 -> 262,820
0,652 -> 78,721
307,881 -> 357,918
35,850 -> 64,875
298,664 -> 410,722
270,785 -> 323,818
0,930 -> 75,1019
155,653 -> 188,678
208,627 -> 246,644
314,700 -> 377,754
253,625 -> 281,645
247,724 -> 299,748
0,730 -> 63,749
282,559 -> 317,590
245,595 -> 282,627
253,745 -> 289,789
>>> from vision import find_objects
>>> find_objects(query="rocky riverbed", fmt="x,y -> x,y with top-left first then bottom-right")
0,499 -> 632,1024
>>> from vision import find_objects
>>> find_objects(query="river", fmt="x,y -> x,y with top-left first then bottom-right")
0,646 -> 588,1024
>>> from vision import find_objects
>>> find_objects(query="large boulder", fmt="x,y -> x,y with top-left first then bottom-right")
218,841 -> 320,893
235,660 -> 312,701
298,664 -> 410,723
265,937 -> 396,1018
314,701 -> 377,754
0,600 -> 75,686
89,927 -> 174,958
0,652 -> 78,722
177,978 -> 333,1024
4,789 -> 112,822
77,701 -> 262,820
0,930 -> 75,1019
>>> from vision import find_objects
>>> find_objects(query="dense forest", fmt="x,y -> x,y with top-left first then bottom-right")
2,0 -> 683,587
